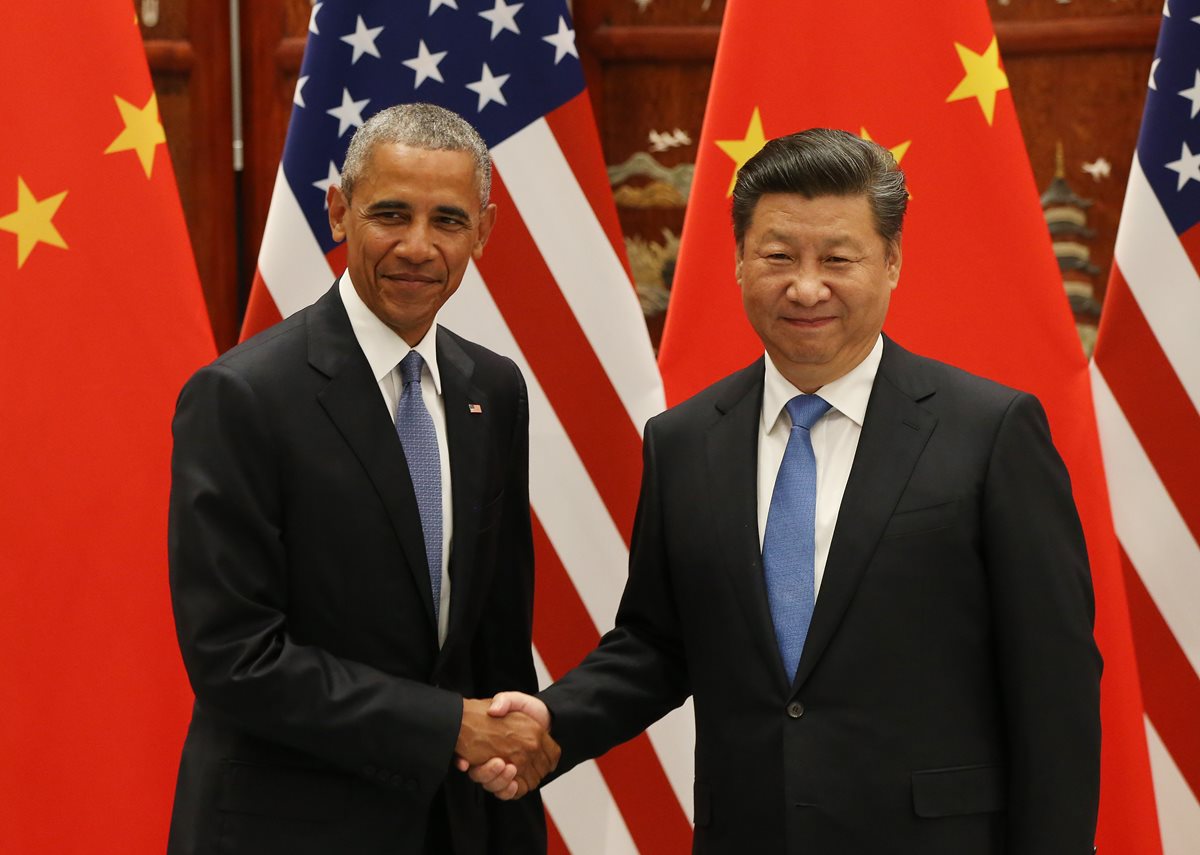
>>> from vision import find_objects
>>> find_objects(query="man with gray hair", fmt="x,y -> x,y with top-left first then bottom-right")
472,128 -> 1102,854
166,103 -> 556,855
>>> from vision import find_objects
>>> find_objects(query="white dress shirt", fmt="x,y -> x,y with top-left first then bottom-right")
757,335 -> 883,597
340,274 -> 453,646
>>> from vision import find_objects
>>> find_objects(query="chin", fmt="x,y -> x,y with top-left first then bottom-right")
775,343 -> 833,364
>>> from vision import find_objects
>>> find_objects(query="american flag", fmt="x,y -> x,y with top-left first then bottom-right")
1091,3 -> 1200,851
240,1 -> 694,851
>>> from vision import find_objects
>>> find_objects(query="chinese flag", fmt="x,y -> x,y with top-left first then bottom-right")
660,0 -> 1161,851
0,7 -> 216,854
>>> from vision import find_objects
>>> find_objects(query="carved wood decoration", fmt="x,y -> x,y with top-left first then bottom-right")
992,0 -> 1162,355
141,0 -> 1159,354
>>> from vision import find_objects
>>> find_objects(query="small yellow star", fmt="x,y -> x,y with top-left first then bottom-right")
104,92 -> 166,178
0,177 -> 68,268
946,36 -> 1009,125
716,107 -> 767,197
859,128 -> 911,165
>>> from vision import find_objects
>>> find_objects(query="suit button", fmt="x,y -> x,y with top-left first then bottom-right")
787,701 -> 805,719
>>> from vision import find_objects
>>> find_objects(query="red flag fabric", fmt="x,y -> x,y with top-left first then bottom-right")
0,7 -> 217,854
661,1 -> 1161,851
1092,7 -> 1200,852
239,3 -> 688,851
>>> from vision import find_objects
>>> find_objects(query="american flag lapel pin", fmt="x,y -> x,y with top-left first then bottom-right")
468,403 -> 483,414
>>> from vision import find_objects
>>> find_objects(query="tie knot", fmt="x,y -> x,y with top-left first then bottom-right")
400,350 -> 425,386
785,394 -> 831,431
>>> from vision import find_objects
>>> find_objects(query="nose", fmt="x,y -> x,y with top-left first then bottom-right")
786,268 -> 829,307
394,221 -> 437,264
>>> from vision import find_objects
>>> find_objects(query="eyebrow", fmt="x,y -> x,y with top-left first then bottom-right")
365,200 -> 473,222
821,235 -> 866,252
761,229 -> 865,251
435,204 -> 472,222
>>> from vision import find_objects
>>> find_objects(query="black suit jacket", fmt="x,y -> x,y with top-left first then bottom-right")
166,285 -> 545,854
540,337 -> 1101,855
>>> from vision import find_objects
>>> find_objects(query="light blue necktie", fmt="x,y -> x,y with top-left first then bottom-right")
396,351 -> 442,617
762,394 -> 832,681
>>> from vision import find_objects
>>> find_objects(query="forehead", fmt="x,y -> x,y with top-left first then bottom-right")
358,142 -> 480,203
747,192 -> 876,240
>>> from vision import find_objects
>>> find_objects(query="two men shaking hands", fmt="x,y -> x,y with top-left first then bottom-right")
166,103 -> 1102,855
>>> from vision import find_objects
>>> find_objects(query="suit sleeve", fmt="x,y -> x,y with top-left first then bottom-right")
470,360 -> 547,853
168,363 -> 462,789
538,415 -> 692,776
982,392 -> 1102,855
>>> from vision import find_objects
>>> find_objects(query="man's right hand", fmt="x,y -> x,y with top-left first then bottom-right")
454,696 -> 559,799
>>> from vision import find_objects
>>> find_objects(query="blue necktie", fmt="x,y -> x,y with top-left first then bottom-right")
396,351 -> 442,617
762,394 -> 832,681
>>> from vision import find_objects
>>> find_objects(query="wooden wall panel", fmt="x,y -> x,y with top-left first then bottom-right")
238,0 -> 311,307
139,0 -> 237,350
991,0 -> 1160,352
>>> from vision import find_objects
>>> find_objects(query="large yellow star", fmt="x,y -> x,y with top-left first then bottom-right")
945,37 -> 1009,125
104,92 -> 166,177
0,177 -> 68,268
715,107 -> 767,197
859,128 -> 911,165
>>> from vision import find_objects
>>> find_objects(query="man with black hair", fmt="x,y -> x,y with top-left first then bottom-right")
471,128 -> 1101,855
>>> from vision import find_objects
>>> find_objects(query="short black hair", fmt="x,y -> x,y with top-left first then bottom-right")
731,128 -> 907,249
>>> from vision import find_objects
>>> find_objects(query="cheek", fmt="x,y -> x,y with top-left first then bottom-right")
743,290 -> 777,328
847,293 -> 890,333
747,275 -> 786,305
871,286 -> 893,317
739,282 -> 763,314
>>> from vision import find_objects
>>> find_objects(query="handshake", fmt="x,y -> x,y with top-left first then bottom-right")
454,692 -> 560,800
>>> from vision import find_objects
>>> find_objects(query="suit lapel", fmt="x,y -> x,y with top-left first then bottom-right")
792,339 -> 937,691
706,360 -> 794,694
307,287 -> 438,633
436,328 -> 489,655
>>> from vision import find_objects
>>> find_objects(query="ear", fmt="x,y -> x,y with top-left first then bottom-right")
473,203 -> 498,260
886,239 -> 902,290
734,244 -> 745,286
327,186 -> 348,243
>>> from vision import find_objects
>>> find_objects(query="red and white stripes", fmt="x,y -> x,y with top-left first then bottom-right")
1092,155 -> 1200,855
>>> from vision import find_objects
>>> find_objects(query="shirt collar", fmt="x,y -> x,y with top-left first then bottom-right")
339,272 -> 443,395
761,335 -> 883,432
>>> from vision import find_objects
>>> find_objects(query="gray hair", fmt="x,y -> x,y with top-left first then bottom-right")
339,103 -> 492,206
731,128 -> 907,251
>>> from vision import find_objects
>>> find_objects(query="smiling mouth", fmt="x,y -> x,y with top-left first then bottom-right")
384,272 -> 439,285
782,317 -> 833,326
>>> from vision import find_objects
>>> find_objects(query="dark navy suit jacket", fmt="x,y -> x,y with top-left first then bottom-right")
541,337 -> 1100,855
167,285 -> 544,854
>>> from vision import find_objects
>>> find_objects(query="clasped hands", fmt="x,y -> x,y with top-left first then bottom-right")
455,692 -> 558,800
